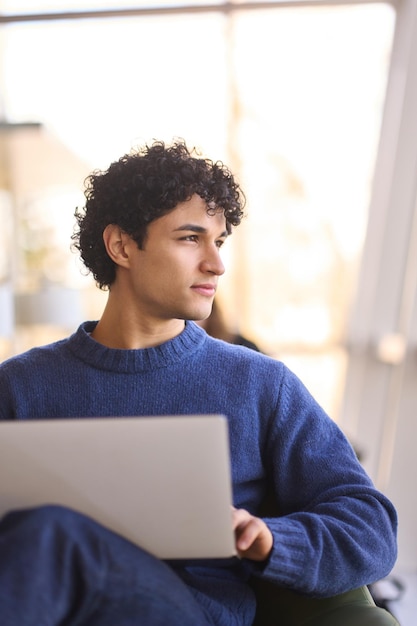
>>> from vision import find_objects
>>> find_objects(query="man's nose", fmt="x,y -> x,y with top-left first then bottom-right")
200,247 -> 225,275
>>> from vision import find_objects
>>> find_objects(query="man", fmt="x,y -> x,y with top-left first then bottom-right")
0,140 -> 397,626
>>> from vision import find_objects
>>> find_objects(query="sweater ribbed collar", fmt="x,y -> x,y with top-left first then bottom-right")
66,320 -> 206,373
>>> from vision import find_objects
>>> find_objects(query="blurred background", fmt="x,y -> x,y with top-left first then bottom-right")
0,1 -> 416,620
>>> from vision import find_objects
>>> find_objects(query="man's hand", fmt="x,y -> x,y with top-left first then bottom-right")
231,506 -> 273,562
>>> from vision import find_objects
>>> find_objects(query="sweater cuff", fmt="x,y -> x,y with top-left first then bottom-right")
253,517 -> 310,589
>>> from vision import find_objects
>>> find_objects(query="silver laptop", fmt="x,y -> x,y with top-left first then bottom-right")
0,414 -> 236,560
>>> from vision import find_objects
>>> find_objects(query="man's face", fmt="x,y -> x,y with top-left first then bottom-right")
121,194 -> 228,323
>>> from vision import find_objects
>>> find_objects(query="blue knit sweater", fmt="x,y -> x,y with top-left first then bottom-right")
0,321 -> 397,625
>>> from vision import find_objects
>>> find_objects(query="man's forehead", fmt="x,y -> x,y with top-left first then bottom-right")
168,197 -> 226,224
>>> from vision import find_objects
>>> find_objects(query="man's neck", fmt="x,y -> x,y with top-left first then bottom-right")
91,296 -> 185,350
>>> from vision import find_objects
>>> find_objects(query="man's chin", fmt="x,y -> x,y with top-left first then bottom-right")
183,308 -> 213,322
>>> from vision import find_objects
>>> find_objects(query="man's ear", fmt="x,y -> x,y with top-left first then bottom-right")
102,224 -> 132,268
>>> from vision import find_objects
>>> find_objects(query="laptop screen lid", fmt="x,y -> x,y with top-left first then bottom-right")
0,414 -> 236,560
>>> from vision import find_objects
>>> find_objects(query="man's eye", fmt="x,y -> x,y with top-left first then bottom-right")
216,239 -> 226,248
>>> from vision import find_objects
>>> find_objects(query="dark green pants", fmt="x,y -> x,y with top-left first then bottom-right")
251,579 -> 400,626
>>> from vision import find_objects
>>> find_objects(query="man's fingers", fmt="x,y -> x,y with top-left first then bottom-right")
231,507 -> 273,561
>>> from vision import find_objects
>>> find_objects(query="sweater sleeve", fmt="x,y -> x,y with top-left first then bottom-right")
253,366 -> 397,597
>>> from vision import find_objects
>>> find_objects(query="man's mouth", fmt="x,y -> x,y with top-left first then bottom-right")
191,284 -> 216,297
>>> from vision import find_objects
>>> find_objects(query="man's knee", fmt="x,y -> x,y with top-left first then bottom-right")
1,504 -> 92,536
0,503 -> 108,571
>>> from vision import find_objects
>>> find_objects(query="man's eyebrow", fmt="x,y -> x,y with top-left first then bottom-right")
174,224 -> 228,238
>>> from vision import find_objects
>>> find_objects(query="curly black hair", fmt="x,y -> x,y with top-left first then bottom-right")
72,139 -> 245,289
